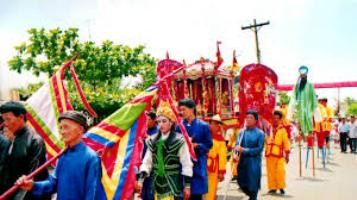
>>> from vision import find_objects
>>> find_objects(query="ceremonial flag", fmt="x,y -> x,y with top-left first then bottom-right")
82,65 -> 197,199
24,56 -> 195,199
83,86 -> 158,200
215,41 -> 223,68
230,50 -> 239,72
25,56 -> 96,160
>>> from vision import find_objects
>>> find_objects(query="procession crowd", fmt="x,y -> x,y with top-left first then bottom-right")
0,67 -> 356,200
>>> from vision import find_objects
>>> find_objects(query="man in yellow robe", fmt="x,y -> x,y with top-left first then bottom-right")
265,111 -> 290,195
314,99 -> 326,148
206,115 -> 227,200
321,98 -> 333,153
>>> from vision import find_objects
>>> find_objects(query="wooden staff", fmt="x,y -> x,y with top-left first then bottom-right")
299,135 -> 302,177
312,145 -> 315,176
0,149 -> 67,200
305,147 -> 310,169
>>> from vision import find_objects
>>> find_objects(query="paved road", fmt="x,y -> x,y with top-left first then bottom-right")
216,142 -> 357,199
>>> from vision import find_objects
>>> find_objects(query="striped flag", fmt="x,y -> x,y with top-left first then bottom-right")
25,57 -> 96,160
83,86 -> 158,200
24,56 -> 195,199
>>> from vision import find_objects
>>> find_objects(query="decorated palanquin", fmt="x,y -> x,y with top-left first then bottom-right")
173,58 -> 234,118
156,46 -> 278,129
156,54 -> 238,127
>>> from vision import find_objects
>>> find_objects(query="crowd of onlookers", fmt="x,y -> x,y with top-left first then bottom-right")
335,115 -> 357,153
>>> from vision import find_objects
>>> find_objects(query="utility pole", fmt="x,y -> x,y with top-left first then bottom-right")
241,19 -> 270,63
337,87 -> 340,115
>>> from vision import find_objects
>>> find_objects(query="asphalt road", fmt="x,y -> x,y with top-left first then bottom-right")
216,142 -> 357,200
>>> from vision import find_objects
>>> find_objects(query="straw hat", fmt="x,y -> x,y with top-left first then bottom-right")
210,114 -> 223,124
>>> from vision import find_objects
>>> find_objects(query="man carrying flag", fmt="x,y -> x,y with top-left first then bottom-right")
16,111 -> 102,200
235,110 -> 264,200
235,110 -> 265,200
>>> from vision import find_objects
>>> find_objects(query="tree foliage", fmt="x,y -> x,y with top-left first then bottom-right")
8,28 -> 157,120
18,82 -> 44,100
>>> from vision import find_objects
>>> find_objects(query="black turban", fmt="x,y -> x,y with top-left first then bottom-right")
58,111 -> 88,129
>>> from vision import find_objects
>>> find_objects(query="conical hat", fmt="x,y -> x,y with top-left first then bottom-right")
210,114 -> 223,124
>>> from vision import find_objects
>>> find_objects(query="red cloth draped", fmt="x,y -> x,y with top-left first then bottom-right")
207,78 -> 216,114
192,78 -> 202,106
174,80 -> 185,101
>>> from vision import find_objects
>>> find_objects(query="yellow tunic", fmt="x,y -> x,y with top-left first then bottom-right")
227,127 -> 239,150
314,103 -> 325,132
322,105 -> 333,132
280,105 -> 290,127
265,125 -> 290,190
227,128 -> 240,177
206,134 -> 227,200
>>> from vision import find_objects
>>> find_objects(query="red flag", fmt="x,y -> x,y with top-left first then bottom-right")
215,41 -> 223,68
231,50 -> 239,72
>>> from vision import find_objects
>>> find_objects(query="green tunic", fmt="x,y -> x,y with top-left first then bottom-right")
289,81 -> 318,136
147,131 -> 185,199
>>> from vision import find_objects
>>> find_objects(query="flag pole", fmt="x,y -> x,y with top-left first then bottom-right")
0,149 -> 67,200
312,145 -> 316,176
159,80 -> 197,161
299,134 -> 302,177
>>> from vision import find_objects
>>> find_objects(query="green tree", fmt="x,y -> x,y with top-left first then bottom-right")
8,28 -> 157,120
18,82 -> 44,100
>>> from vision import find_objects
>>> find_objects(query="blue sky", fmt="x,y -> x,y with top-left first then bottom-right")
0,0 -> 356,109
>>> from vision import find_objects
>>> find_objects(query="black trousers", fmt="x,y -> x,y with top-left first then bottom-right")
340,132 -> 348,152
349,138 -> 357,152
189,194 -> 203,200
240,186 -> 258,200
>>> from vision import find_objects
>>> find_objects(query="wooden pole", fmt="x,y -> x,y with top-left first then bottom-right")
299,138 -> 302,177
305,147 -> 310,169
312,146 -> 316,176
241,19 -> 270,63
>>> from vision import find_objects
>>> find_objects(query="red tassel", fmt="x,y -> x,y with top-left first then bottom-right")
69,64 -> 97,118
